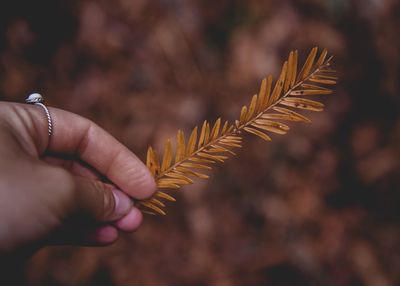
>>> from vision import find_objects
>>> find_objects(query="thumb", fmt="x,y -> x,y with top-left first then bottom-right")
72,176 -> 133,222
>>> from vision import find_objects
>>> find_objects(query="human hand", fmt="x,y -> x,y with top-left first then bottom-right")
0,101 -> 156,256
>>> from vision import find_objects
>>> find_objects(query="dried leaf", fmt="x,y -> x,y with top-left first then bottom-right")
175,166 -> 209,179
257,78 -> 268,112
285,51 -> 294,92
261,114 -> 295,122
316,48 -> 328,66
187,127 -> 198,156
252,120 -> 289,135
209,144 -> 236,155
156,191 -> 176,202
175,130 -> 186,163
191,172 -> 209,179
146,147 -> 153,170
221,120 -> 229,134
316,74 -> 338,80
309,77 -> 337,85
141,202 -> 166,215
158,178 -> 191,186
165,172 -> 193,184
198,121 -> 208,148
280,97 -> 324,112
272,107 -> 312,123
140,47 -> 336,216
254,119 -> 289,131
180,162 -> 212,170
188,157 -> 216,164
298,47 -> 318,80
204,122 -> 210,145
290,50 -> 298,87
157,182 -> 180,189
290,89 -> 333,96
210,118 -> 221,140
244,127 -> 272,141
161,139 -> 172,172
198,152 -> 227,162
300,83 -> 331,90
270,61 -> 288,104
149,198 -> 165,207
239,106 -> 248,124
246,94 -> 258,121
262,75 -> 273,109
223,135 -> 242,141
146,147 -> 160,176
219,141 -> 242,148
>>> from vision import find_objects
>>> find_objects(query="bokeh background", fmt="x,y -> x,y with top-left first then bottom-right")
1,0 -> 400,285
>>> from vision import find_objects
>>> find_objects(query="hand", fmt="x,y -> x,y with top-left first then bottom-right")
0,101 -> 156,256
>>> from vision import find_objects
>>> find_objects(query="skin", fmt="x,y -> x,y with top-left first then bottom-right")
0,101 -> 156,258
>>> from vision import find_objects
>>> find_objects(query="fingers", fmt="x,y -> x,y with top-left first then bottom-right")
45,160 -> 145,232
114,208 -> 143,232
69,211 -> 143,246
43,168 -> 144,246
71,175 -> 144,227
11,103 -> 156,200
49,107 -> 156,200
0,102 -> 152,249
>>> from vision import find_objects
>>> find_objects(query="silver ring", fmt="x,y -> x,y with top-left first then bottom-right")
25,93 -> 53,138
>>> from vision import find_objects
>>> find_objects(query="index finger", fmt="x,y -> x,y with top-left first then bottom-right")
25,104 -> 156,200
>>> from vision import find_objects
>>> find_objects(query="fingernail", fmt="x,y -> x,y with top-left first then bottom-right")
112,189 -> 133,219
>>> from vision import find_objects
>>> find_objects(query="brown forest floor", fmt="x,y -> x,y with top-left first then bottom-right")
1,0 -> 400,285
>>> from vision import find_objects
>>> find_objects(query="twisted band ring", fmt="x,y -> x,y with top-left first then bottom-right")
25,93 -> 53,139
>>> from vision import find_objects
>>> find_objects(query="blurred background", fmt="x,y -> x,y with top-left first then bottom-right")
1,0 -> 400,285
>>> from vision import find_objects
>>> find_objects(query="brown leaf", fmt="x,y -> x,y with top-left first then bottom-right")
316,48 -> 328,66
187,127 -> 198,156
246,94 -> 258,121
210,118 -> 221,140
290,89 -> 333,96
243,127 -> 272,141
298,47 -> 318,80
146,147 -> 160,176
290,50 -> 298,88
197,152 -> 227,162
141,202 -> 166,215
161,139 -> 172,172
198,120 -> 208,148
156,191 -> 176,202
149,198 -> 165,207
180,162 -> 212,170
165,172 -> 193,183
175,130 -> 186,163
239,106 -> 247,125
221,120 -> 229,134
252,120 -> 289,135
270,61 -> 288,104
142,47 -> 336,216
272,107 -> 312,123
285,51 -> 295,92
280,97 -> 324,112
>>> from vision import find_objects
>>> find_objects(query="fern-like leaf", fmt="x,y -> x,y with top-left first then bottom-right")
138,47 -> 336,215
